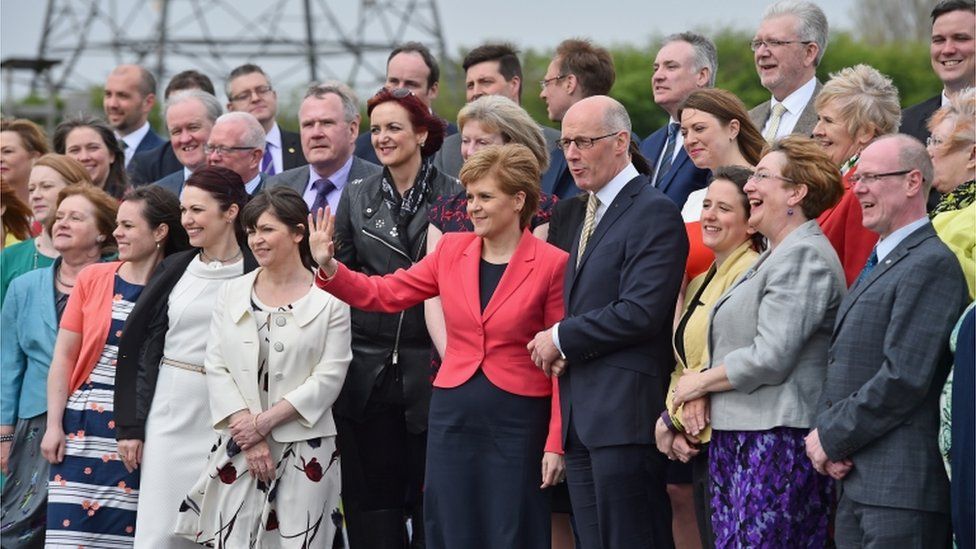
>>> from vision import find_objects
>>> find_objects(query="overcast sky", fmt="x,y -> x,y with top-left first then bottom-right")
0,0 -> 856,101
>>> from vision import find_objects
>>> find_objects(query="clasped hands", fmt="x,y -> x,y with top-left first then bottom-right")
805,428 -> 853,480
528,328 -> 566,377
230,410 -> 276,483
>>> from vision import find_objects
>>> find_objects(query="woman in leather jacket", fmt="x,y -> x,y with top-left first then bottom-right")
333,87 -> 460,548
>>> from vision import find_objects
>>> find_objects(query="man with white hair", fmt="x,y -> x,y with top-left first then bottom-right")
206,112 -> 267,195
154,89 -> 224,197
749,0 -> 829,140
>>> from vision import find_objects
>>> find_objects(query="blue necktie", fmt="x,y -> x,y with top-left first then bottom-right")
310,178 -> 335,215
655,123 -> 680,186
853,248 -> 879,288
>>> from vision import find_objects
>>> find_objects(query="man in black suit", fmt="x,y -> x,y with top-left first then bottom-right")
434,43 -> 561,178
531,96 -> 687,549
103,64 -> 165,167
128,69 -> 216,186
640,32 -> 716,210
539,38 -> 616,200
225,64 -> 306,176
900,0 -> 975,143
267,82 -> 381,214
353,42 -> 456,165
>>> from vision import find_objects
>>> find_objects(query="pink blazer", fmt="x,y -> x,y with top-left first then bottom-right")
317,229 -> 568,452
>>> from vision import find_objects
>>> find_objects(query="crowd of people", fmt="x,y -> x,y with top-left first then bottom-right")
0,0 -> 973,547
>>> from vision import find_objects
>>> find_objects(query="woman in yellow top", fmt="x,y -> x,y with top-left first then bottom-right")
654,165 -> 763,548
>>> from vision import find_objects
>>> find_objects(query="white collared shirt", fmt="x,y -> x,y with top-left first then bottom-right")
762,77 -> 818,139
303,156 -> 354,212
265,123 -> 283,173
876,216 -> 930,262
245,173 -> 263,195
119,122 -> 151,167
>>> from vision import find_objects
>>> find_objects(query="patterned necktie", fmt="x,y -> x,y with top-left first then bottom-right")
577,193 -> 600,268
853,248 -> 879,288
310,178 -> 335,215
763,103 -> 787,142
655,122 -> 680,186
261,144 -> 276,176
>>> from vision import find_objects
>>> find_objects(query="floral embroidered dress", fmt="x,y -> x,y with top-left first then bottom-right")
46,276 -> 143,547
174,291 -> 341,548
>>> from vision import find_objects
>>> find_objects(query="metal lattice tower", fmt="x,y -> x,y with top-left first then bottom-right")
32,0 -> 448,97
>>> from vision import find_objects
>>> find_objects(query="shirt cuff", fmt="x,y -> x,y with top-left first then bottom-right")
551,322 -> 567,359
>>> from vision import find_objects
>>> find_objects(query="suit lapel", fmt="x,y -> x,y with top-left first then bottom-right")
573,176 -> 644,279
459,236 -> 483,321
793,80 -> 823,137
657,149 -> 692,195
483,230 -> 535,323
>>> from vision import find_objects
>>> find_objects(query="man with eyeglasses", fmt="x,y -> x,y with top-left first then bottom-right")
640,32 -> 717,210
225,64 -> 306,176
748,0 -> 828,142
539,38 -> 616,200
529,96 -> 687,549
153,89 -> 224,198
205,112 -> 268,195
353,42 -> 457,166
807,134 -> 967,549
434,42 -> 561,179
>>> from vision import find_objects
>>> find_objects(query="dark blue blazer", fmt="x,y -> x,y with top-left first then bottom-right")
135,129 -> 166,154
558,175 -> 687,448
355,121 -> 457,165
639,125 -> 710,210
127,142 -> 182,187
541,147 -> 581,200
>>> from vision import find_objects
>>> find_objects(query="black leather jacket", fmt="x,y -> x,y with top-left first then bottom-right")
333,166 -> 461,432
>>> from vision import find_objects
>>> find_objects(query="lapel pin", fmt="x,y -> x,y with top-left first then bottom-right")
288,147 -> 295,153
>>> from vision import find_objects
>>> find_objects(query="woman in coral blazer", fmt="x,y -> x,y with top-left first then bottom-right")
312,144 -> 566,549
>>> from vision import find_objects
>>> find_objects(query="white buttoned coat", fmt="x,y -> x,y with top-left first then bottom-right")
204,268 -> 352,442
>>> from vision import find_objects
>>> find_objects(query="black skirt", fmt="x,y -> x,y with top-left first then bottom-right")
424,370 -> 551,549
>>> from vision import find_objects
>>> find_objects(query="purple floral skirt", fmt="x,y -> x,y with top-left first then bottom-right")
709,427 -> 831,548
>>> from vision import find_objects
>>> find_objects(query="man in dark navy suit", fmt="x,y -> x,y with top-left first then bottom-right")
539,38 -> 616,200
531,96 -> 687,549
639,32 -> 716,210
103,64 -> 165,168
353,42 -> 456,165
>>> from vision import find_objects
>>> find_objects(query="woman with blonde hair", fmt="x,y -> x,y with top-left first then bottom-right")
0,154 -> 93,305
812,64 -> 901,285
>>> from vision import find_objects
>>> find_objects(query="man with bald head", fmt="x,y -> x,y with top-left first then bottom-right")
529,96 -> 687,548
104,64 -> 165,166
206,112 -> 268,195
808,134 -> 967,548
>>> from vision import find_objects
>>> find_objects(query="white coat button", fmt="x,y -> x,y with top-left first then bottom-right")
275,316 -> 286,327
274,342 -> 284,352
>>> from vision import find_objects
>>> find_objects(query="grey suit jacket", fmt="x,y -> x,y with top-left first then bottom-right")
266,156 -> 382,197
749,80 -> 823,139
153,169 -> 187,197
816,223 -> 967,513
433,124 -> 561,179
708,220 -> 845,431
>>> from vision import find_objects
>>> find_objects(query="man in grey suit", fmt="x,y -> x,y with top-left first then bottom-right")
267,82 -> 380,214
433,43 -> 560,178
153,89 -> 223,197
807,134 -> 968,548
748,0 -> 828,141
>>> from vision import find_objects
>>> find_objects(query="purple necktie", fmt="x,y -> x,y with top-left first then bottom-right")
311,178 -> 335,215
261,144 -> 276,176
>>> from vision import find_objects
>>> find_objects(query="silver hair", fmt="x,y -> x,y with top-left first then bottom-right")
303,81 -> 360,122
762,0 -> 830,65
601,96 -> 632,134
164,89 -> 224,125
214,112 -> 266,149
662,32 -> 719,87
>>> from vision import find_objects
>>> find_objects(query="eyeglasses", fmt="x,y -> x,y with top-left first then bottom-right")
204,144 -> 257,156
926,136 -> 945,148
376,87 -> 415,99
556,132 -> 620,151
229,85 -> 274,104
540,74 -> 567,90
749,39 -> 814,51
849,169 -> 913,185
748,171 -> 795,184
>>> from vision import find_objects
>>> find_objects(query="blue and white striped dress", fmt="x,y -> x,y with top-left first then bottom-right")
46,275 -> 143,548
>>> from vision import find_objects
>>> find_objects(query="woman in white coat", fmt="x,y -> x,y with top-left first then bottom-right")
174,186 -> 352,548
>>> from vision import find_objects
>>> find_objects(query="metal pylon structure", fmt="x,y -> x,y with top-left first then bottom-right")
32,0 -> 448,96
